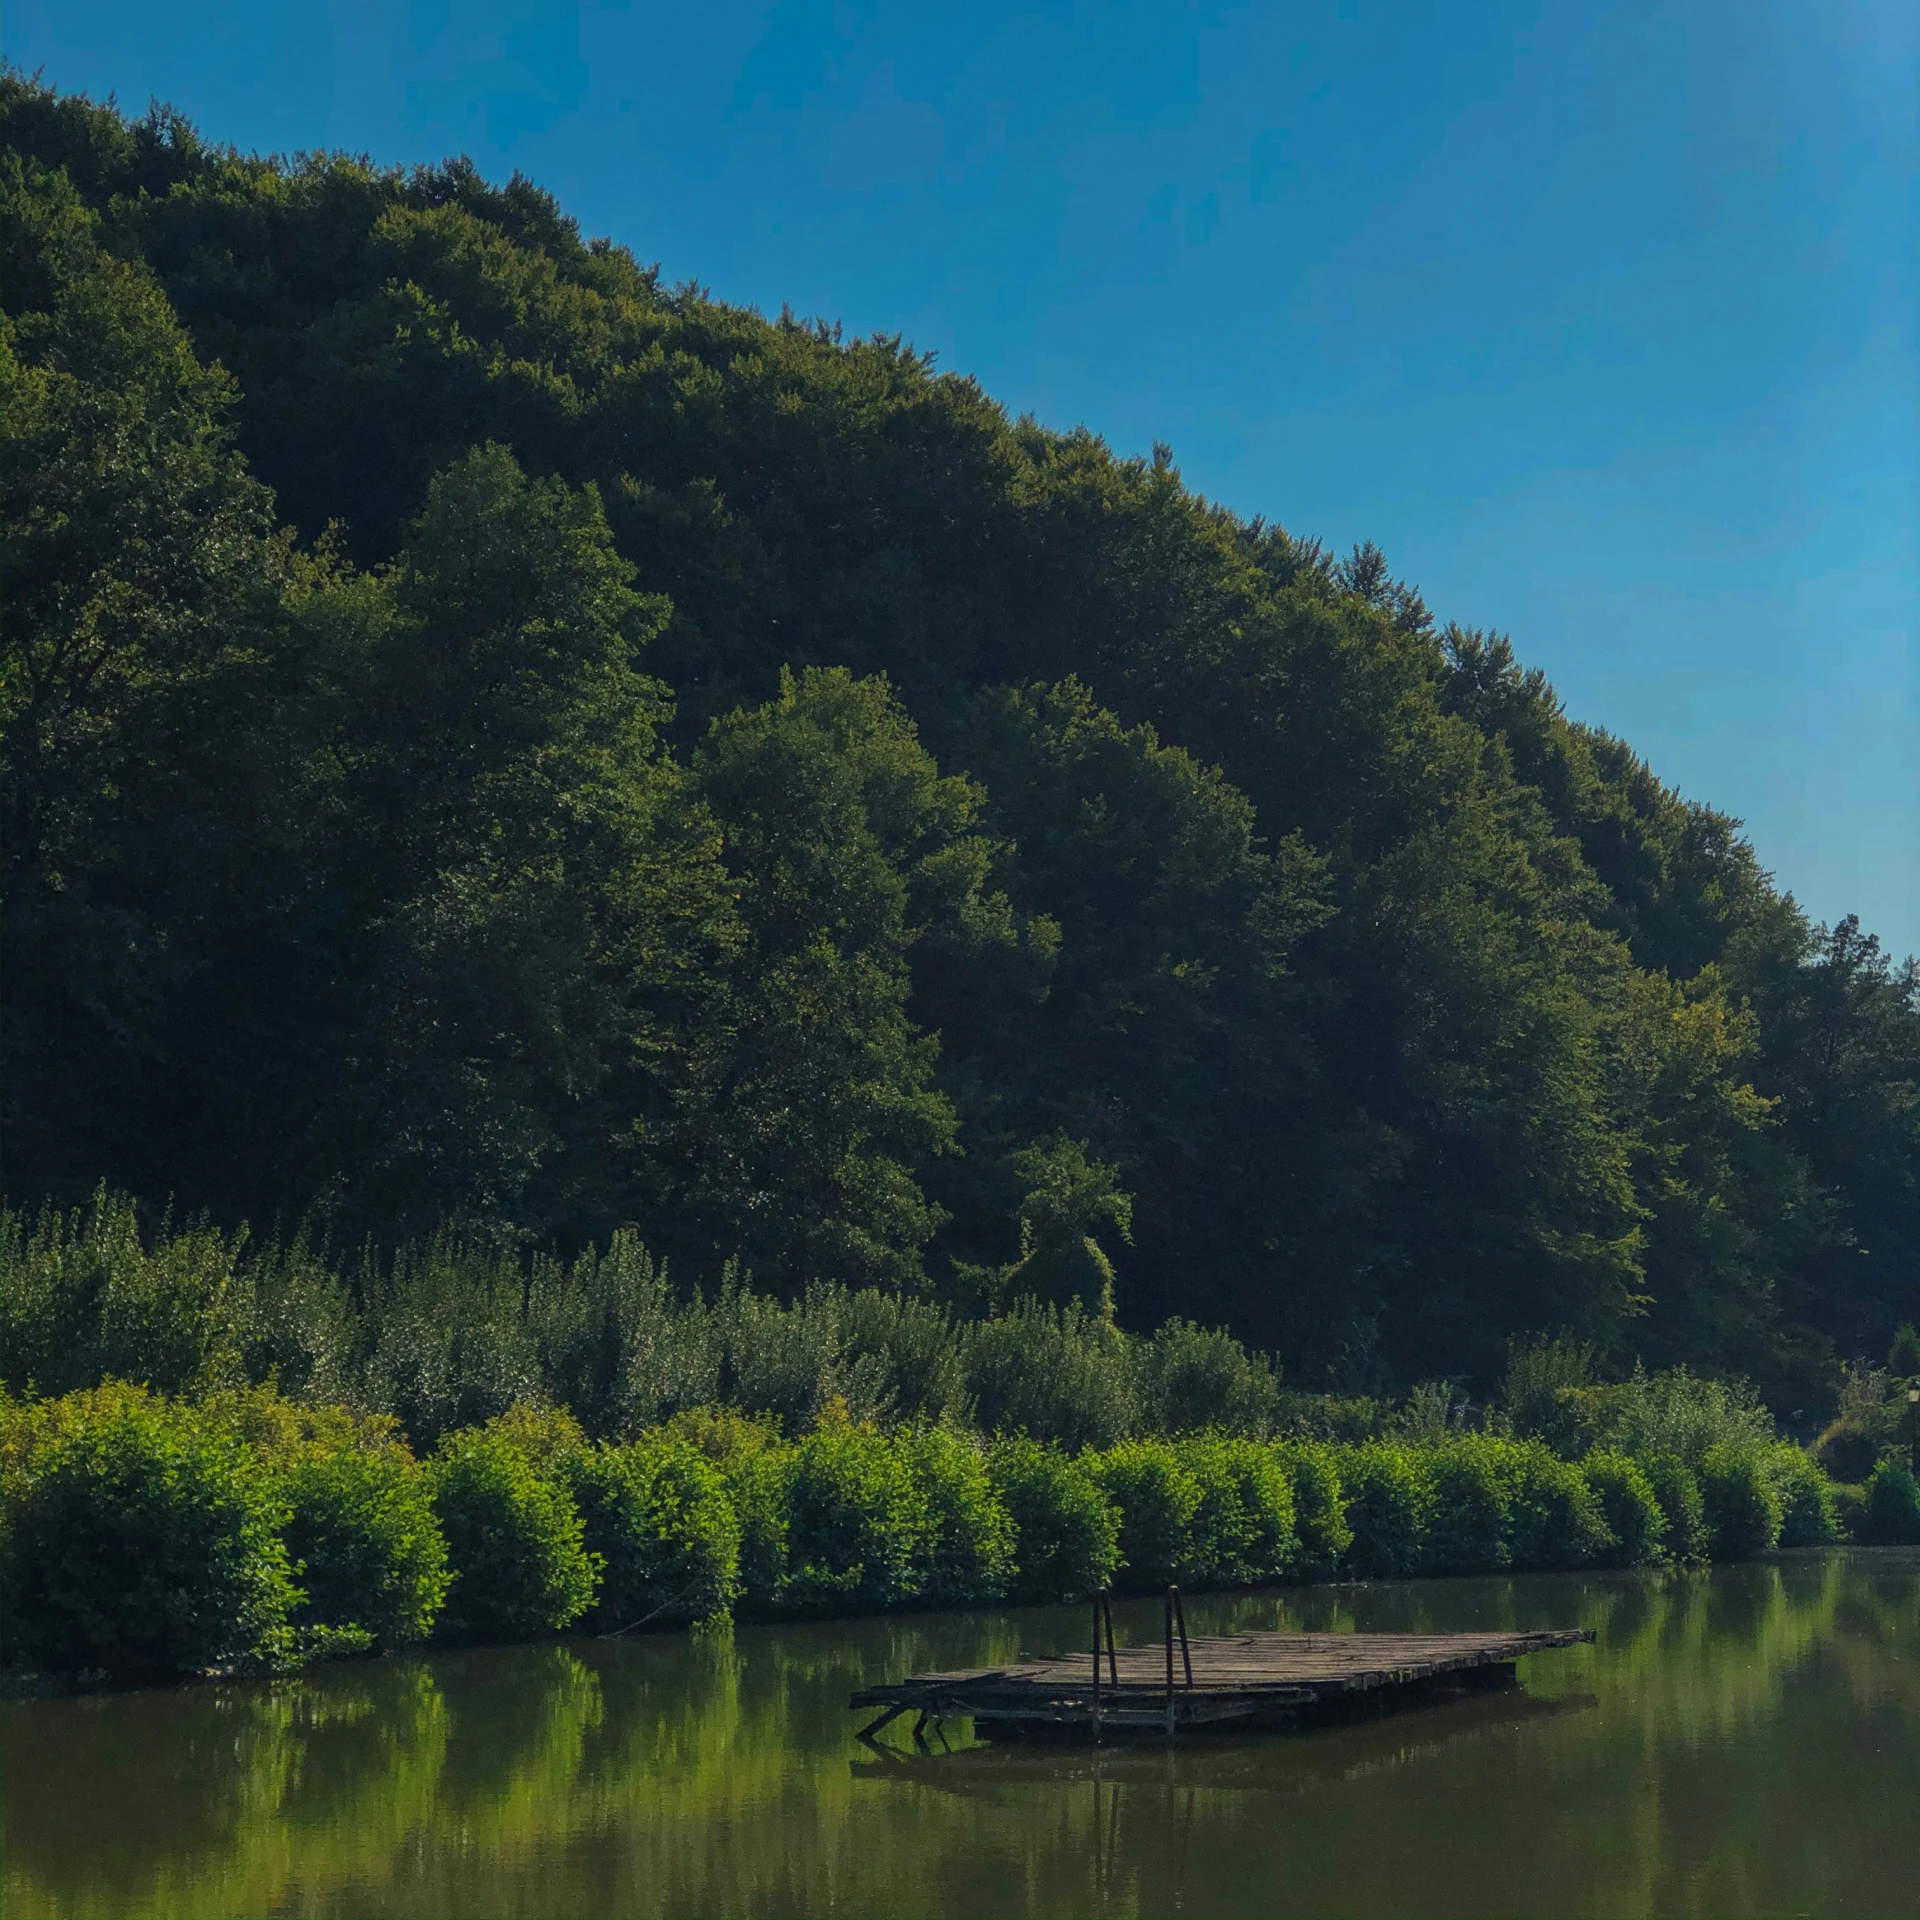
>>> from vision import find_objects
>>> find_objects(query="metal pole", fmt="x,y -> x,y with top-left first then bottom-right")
1092,1590 -> 1104,1742
1165,1588 -> 1176,1737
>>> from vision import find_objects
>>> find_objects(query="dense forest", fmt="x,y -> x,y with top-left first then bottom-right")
4,75 -> 1916,1413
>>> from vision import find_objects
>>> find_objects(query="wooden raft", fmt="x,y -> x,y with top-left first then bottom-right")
851,1618 -> 1594,1740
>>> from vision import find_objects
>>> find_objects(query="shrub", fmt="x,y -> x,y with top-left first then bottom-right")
1580,1452 -> 1667,1565
430,1428 -> 600,1641
1857,1459 -> 1920,1545
1764,1444 -> 1841,1549
567,1433 -> 740,1630
1828,1479 -> 1865,1538
0,1383 -> 297,1679
902,1427 -> 1015,1607
1812,1420 -> 1885,1484
1637,1453 -> 1708,1559
0,1193 -> 250,1400
1272,1441 -> 1352,1578
669,1409 -> 790,1608
988,1440 -> 1120,1602
282,1439 -> 450,1648
1611,1367 -> 1775,1467
1335,1443 -> 1426,1577
1497,1440 -> 1611,1570
779,1415 -> 927,1612
1698,1445 -> 1783,1560
963,1301 -> 1137,1450
1093,1440 -> 1201,1591
1174,1436 -> 1297,1587
1135,1321 -> 1281,1436
1421,1442 -> 1511,1573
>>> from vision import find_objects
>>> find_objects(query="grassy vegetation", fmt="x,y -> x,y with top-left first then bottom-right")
3,1370 -> 1875,1685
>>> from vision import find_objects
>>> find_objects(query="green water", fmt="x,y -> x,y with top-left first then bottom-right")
5,1551 -> 1916,1918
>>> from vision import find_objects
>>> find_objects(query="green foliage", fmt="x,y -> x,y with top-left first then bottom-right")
567,1433 -> 740,1630
1334,1443 -> 1427,1576
900,1426 -> 1016,1607
0,1192 -> 250,1399
1698,1445 -> 1784,1560
1173,1436 -> 1297,1587
987,1440 -> 1120,1602
0,1384 -> 298,1678
1602,1367 -> 1779,1468
1493,1440 -> 1613,1570
281,1437 -> 448,1649
1638,1454 -> 1709,1560
1891,1323 -> 1920,1378
1763,1444 -> 1842,1549
961,1300 -> 1136,1451
1093,1439 -> 1202,1592
5,73 -> 1918,1425
1856,1459 -> 1920,1546
778,1414 -> 927,1613
1136,1321 -> 1283,1437
1271,1441 -> 1353,1577
1579,1451 -> 1668,1566
1420,1442 -> 1512,1573
428,1426 -> 599,1641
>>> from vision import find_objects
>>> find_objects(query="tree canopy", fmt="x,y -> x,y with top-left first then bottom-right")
3,74 -> 1914,1407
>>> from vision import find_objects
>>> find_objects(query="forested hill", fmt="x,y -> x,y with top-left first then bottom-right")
3,76 -> 1915,1408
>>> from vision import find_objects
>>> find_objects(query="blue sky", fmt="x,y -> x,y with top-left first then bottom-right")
8,0 -> 1915,955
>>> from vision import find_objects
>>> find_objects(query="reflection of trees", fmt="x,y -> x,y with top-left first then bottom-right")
4,1557 -> 1916,1916
0,1663 -> 449,1918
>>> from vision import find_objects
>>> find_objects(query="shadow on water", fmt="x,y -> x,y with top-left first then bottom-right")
4,1550 -> 1918,1918
851,1684 -> 1600,1795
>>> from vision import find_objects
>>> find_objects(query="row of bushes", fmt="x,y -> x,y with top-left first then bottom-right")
0,1192 -> 1290,1449
8,1382 -> 1917,1683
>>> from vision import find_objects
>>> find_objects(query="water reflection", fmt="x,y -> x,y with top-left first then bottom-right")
4,1551 -> 1916,1918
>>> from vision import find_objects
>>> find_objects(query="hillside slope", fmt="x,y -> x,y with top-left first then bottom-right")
3,76 -> 1915,1400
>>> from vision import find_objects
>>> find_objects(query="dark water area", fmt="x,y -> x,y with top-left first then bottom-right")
5,1551 -> 1917,1918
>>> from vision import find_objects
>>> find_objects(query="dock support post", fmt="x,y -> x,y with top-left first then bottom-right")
1092,1589 -> 1104,1743
1164,1589 -> 1176,1737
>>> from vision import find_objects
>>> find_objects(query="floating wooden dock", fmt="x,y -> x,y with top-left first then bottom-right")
852,1595 -> 1592,1741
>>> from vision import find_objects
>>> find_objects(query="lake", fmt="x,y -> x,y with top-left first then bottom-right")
5,1550 -> 1916,1918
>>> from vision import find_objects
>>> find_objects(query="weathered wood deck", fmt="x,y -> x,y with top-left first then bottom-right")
851,1625 -> 1594,1740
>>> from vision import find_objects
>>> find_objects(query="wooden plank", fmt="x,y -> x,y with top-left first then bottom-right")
850,1625 -> 1593,1731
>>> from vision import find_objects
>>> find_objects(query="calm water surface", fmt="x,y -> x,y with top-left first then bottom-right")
5,1550 -> 1917,1918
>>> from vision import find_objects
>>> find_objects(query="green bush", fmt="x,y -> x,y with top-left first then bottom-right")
1857,1459 -> 1920,1545
902,1427 -> 1015,1606
1271,1441 -> 1352,1577
1335,1443 -> 1427,1576
988,1439 -> 1120,1601
962,1302 -> 1136,1450
780,1416 -> 927,1612
1497,1440 -> 1612,1570
1764,1444 -> 1841,1549
1421,1442 -> 1511,1573
430,1428 -> 600,1641
1174,1436 -> 1297,1586
1812,1419 -> 1885,1484
1093,1439 -> 1201,1591
567,1433 -> 740,1630
1698,1445 -> 1783,1560
282,1439 -> 449,1648
0,1383 -> 298,1679
0,1194 -> 250,1400
1638,1453 -> 1708,1559
1135,1321 -> 1281,1436
1580,1451 -> 1667,1565
1829,1479 -> 1866,1539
